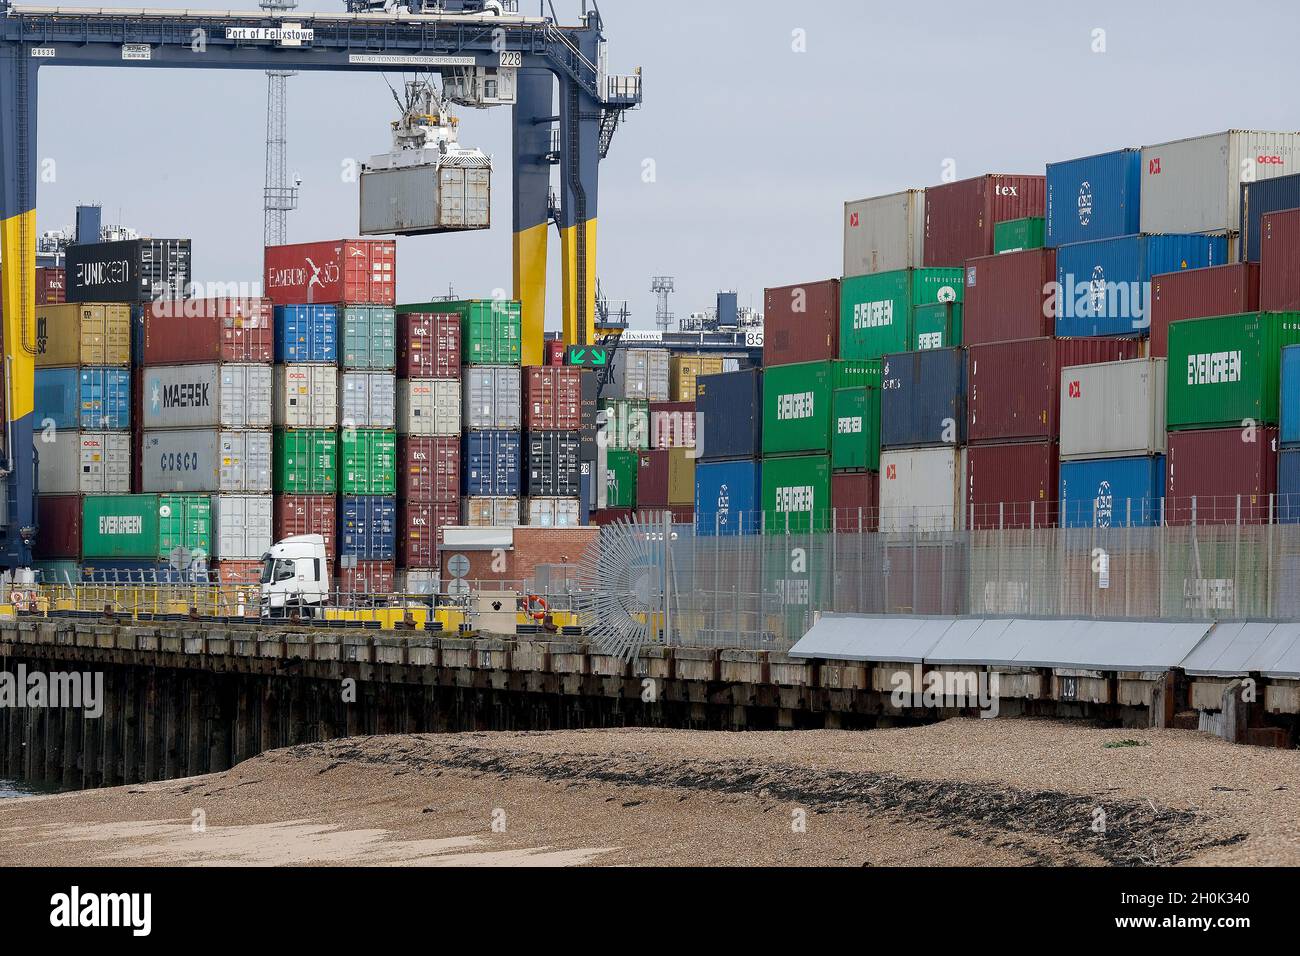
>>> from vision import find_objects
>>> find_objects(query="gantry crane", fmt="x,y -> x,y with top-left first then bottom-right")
0,1 -> 641,569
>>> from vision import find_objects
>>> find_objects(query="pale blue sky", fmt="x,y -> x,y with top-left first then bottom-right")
32,0 -> 1300,328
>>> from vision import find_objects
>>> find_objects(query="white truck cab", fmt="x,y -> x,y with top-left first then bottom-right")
260,534 -> 329,618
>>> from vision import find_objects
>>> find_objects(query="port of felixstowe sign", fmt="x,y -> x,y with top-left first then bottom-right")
225,25 -> 315,46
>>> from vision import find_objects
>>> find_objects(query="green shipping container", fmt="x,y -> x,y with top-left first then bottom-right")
993,217 -> 1045,254
911,302 -> 962,350
840,268 -> 964,361
399,299 -> 521,366
340,306 -> 397,369
340,429 -> 397,495
832,387 -> 881,472
763,361 -> 834,456
81,494 -> 211,560
761,454 -> 831,533
275,429 -> 338,495
606,449 -> 638,508
601,398 -> 650,450
831,359 -> 882,390
762,538 -> 830,640
1166,312 -> 1300,429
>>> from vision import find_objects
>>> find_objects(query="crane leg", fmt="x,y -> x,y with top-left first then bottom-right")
512,68 -> 553,368
0,46 -> 37,569
559,77 -> 599,348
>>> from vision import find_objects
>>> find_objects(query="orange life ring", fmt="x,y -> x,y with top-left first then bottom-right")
525,594 -> 549,621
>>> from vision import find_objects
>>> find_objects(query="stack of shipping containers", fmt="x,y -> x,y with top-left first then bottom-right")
634,354 -> 714,522
525,365 -> 584,527
394,311 -> 461,594
693,366 -> 761,535
599,396 -> 648,521
266,238 -> 395,593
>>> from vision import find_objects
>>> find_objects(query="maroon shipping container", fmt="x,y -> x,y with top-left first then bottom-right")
924,174 -> 1046,267
35,494 -> 81,559
213,560 -> 263,586
967,337 -> 1142,444
142,297 -> 274,364
546,339 -> 567,367
595,508 -> 633,526
650,401 -> 696,449
1166,428 -> 1278,526
1260,208 -> 1300,312
962,249 -> 1056,345
398,502 -> 459,568
274,495 -> 337,562
264,239 -> 396,306
36,267 -> 65,305
336,561 -> 395,594
884,543 -> 967,615
398,436 -> 460,503
1149,263 -> 1260,359
831,471 -> 879,532
397,313 -> 460,379
526,367 -> 582,430
763,279 -> 839,366
636,450 -> 671,508
966,441 -> 1060,530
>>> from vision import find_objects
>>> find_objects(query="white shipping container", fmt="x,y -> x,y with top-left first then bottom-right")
140,363 -> 273,429
464,497 -> 520,527
1140,130 -> 1300,235
275,364 -> 338,428
843,189 -> 925,277
212,494 -> 275,560
525,497 -> 582,528
462,366 -> 521,430
879,447 -> 967,533
139,429 -> 272,493
614,349 -> 671,402
1060,358 -> 1167,461
397,379 -> 461,436
339,370 -> 397,429
397,570 -> 441,596
35,430 -> 131,495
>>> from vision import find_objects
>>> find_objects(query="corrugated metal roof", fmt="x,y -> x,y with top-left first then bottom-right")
1000,618 -> 1213,671
788,613 -> 954,663
1180,622 -> 1300,678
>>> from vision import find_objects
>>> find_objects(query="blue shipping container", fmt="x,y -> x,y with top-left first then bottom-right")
880,347 -> 965,448
1239,172 -> 1300,263
1055,234 -> 1227,337
1280,448 -> 1300,523
339,495 -> 397,561
695,459 -> 760,536
1046,148 -> 1142,247
1059,456 -> 1165,528
697,368 -> 760,462
275,305 -> 338,363
34,366 -> 131,430
463,430 -> 522,497
79,561 -> 211,584
1282,345 -> 1300,447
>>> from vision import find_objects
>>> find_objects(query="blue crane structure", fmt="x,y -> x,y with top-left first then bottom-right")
0,1 -> 641,570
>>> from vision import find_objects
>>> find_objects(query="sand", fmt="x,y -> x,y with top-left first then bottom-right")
0,718 -> 1295,866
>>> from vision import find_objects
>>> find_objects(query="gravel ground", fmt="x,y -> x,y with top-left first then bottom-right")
0,719 -> 1294,866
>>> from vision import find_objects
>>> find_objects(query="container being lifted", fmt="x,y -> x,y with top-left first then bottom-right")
359,78 -> 492,237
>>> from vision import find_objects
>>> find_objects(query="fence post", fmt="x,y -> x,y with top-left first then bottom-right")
1267,493 -> 1276,617
1124,497 -> 1132,618
1234,493 -> 1242,616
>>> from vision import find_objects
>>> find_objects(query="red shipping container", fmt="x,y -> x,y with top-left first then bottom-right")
962,249 -> 1057,345
397,312 -> 460,379
274,495 -> 337,561
967,337 -> 1142,444
399,502 -> 459,568
398,436 -> 461,503
650,401 -> 696,449
264,239 -> 396,306
546,339 -> 567,367
336,561 -> 395,594
636,450 -> 671,507
213,560 -> 263,586
1149,263 -> 1260,359
595,508 -> 633,526
924,174 -> 1046,267
526,367 -> 583,430
884,543 -> 967,615
141,297 -> 274,364
1260,208 -> 1300,312
1166,428 -> 1278,526
966,441 -> 1060,529
36,267 -> 65,305
35,494 -> 81,559
763,279 -> 839,366
831,471 -> 879,532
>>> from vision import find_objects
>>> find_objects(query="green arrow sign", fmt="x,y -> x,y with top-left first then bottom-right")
565,346 -> 609,367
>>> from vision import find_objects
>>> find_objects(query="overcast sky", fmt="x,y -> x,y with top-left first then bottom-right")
32,0 -> 1300,329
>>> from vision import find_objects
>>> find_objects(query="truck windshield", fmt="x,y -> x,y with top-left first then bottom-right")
260,556 -> 276,585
